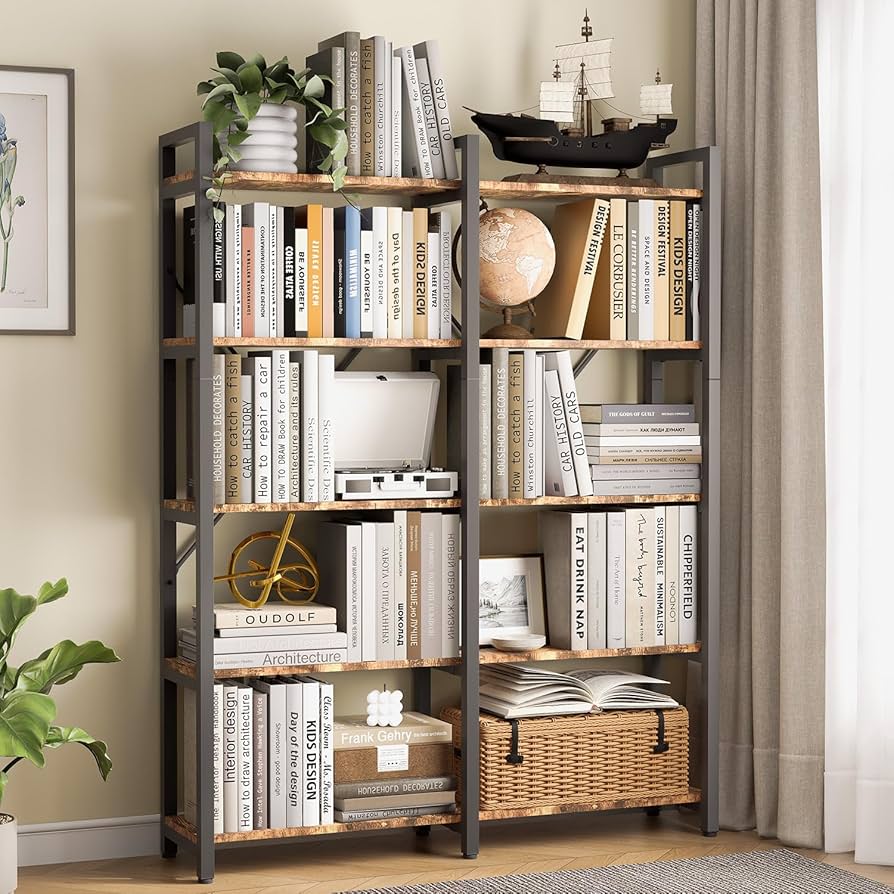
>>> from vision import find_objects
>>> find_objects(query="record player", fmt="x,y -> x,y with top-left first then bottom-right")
332,371 -> 458,500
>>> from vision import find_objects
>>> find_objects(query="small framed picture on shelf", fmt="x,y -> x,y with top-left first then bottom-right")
0,66 -> 74,335
478,555 -> 546,646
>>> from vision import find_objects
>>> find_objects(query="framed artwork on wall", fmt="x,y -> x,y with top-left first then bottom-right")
478,555 -> 546,646
0,66 -> 74,335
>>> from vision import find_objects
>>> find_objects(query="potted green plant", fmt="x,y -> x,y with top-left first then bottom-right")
0,579 -> 119,892
197,51 -> 348,212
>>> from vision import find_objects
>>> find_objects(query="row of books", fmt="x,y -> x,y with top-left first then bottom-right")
307,35 -> 458,180
537,197 -> 701,342
183,204 -> 452,340
319,511 -> 461,663
541,505 -> 698,650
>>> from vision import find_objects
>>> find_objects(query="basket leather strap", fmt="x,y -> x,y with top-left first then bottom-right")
653,709 -> 670,754
505,718 -> 524,765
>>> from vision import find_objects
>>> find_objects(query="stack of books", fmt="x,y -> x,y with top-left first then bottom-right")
318,511 -> 461,663
582,403 -> 702,496
534,197 -> 701,342
183,675 -> 335,833
307,35 -> 458,180
183,203 -> 452,340
179,603 -> 346,671
333,713 -> 455,822
540,505 -> 698,650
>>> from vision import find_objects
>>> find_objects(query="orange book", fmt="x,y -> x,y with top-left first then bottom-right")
241,205 -> 255,337
413,208 -> 428,338
322,207 -> 335,338
304,205 -> 323,337
669,201 -> 687,341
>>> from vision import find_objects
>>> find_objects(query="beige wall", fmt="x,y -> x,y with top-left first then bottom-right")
0,0 -> 694,824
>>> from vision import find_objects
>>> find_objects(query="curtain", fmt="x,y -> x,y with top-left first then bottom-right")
695,0 -> 826,847
818,0 -> 894,866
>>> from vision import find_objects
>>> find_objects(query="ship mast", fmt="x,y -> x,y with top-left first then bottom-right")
577,10 -> 593,136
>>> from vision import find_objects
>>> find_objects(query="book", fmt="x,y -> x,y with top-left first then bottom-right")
322,206 -> 334,337
358,521 -> 377,662
211,682 -> 223,833
584,197 -> 627,339
225,355 -> 241,504
271,350 -> 289,503
320,353 -> 338,500
387,206 -> 403,338
300,678 -> 321,826
212,355 -> 225,504
637,199 -> 654,339
254,201 -> 271,337
237,684 -> 253,832
253,679 -> 287,829
188,649 -> 347,670
546,351 -> 593,496
478,664 -> 677,719
285,679 -> 303,827
376,522 -> 395,661
391,56 -> 402,176
184,631 -> 347,655
247,355 -> 271,503
209,604 -> 337,629
406,511 -> 422,659
584,435 -> 701,447
318,32 -> 361,175
317,523 -> 362,662
372,207 -> 389,337
413,208 -> 428,337
479,364 -> 492,499
587,511 -> 606,649
301,206 -> 323,337
427,230 -> 440,339
420,512 -> 442,658
491,348 -> 509,499
334,774 -> 456,800
665,505 -> 680,645
332,207 -> 346,337
213,211 -> 226,334
679,504 -> 697,644
369,35 -> 388,176
401,211 -> 414,338
690,202 -> 701,340
543,368 -> 577,496
590,462 -> 700,479
338,205 -> 362,338
669,200 -> 687,340
653,200 -> 670,340
627,200 -> 639,339
415,57 -> 445,179
282,206 -> 296,337
588,445 -> 702,460
314,676 -> 335,824
540,511 -> 588,650
241,204 -> 255,336
333,712 -> 452,750
654,505 -> 666,644
606,511 -> 626,647
413,40 -> 459,179
360,216 -> 373,337
396,45 -> 434,178
507,352 -> 524,498
359,37 -> 375,175
301,350 -> 319,501
335,804 -> 454,822
270,205 -> 281,338
304,48 -> 345,175
288,360 -> 301,501
590,479 -> 702,496
580,403 -> 696,424
625,508 -> 655,646
535,198 -> 610,339
225,203 -> 243,337
393,511 -> 408,660
442,513 -> 460,659
239,374 -> 253,503
535,354 -> 545,495
335,789 -> 456,812
523,350 -> 537,499
251,687 -> 268,829
438,210 -> 453,338
583,422 -> 700,436
222,683 -> 239,833
215,624 -> 336,638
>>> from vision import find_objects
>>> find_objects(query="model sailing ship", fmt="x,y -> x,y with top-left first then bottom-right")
470,10 -> 677,177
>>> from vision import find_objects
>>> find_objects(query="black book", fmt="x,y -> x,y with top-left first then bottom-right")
282,207 -> 296,337
213,208 -> 225,306
360,208 -> 374,337
333,206 -> 347,337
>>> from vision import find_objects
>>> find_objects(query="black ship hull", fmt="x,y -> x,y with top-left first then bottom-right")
470,111 -> 677,172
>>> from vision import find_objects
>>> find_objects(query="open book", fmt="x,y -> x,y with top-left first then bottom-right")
479,665 -> 679,719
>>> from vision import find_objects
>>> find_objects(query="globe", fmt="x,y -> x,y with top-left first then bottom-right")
479,208 -> 556,308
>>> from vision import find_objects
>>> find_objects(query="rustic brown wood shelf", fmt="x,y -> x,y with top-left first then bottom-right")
479,643 -> 700,665
479,180 -> 703,201
163,498 -> 461,514
479,338 -> 701,350
163,337 -> 461,349
481,494 -> 700,507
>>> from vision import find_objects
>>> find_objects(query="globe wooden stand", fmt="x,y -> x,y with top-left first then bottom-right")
482,301 -> 535,339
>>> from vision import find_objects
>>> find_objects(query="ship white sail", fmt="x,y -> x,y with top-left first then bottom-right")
640,82 -> 673,116
553,37 -> 614,99
539,81 -> 576,123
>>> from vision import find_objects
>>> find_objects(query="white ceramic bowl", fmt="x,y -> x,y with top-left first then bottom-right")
490,634 -> 547,652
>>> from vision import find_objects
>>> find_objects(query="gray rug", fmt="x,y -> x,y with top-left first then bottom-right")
343,849 -> 893,893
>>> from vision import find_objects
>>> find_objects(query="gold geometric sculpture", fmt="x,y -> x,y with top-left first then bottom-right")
212,513 -> 320,609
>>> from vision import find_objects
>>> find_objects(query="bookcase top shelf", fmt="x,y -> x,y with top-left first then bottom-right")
162,170 -> 703,201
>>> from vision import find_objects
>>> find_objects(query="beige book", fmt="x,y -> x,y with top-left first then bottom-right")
334,711 -> 453,751
625,507 -> 655,647
507,352 -> 524,497
225,355 -> 242,504
334,742 -> 452,783
534,198 -> 610,339
413,208 -> 428,337
359,38 -> 375,175
583,198 -> 627,340
669,201 -> 687,341
653,200 -> 670,340
335,789 -> 455,812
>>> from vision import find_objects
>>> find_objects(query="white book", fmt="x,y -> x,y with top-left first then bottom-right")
359,521 -> 377,662
401,211 -> 414,338
254,201 -> 271,336
212,354 -> 226,505
523,350 -> 537,499
393,510 -> 408,660
535,354 -> 545,497
679,504 -> 698,644
376,521 -> 395,660
492,348 -> 509,499
300,678 -> 321,826
371,36 -> 388,176
479,364 -> 491,499
318,353 -> 335,502
222,683 -> 239,833
638,199 -> 655,339
206,632 -> 348,654
427,231 -> 440,339
271,350 -> 289,503
414,40 -> 458,179
587,512 -> 607,649
250,356 -> 271,503
585,435 -> 702,447
251,687 -> 268,829
664,505 -> 680,645
546,352 -> 594,496
391,56 -> 402,176
183,689 -> 198,826
295,228 -> 308,335
606,511 -> 626,647
314,677 -> 335,824
543,368 -> 578,496
442,513 -> 460,658
226,204 -> 243,337
387,207 -> 402,338
372,207 -> 389,337
415,57 -> 445,178
212,682 -> 224,834
199,649 -> 348,670
301,350 -> 319,502
654,505 -> 666,645
540,511 -> 587,649
288,360 -> 301,501
253,680 -> 286,829
269,204 -> 280,338
691,203 -> 701,340
216,623 -> 336,638
625,507 -> 655,647
360,227 -> 374,336
285,679 -> 303,827
239,374 -> 253,503
571,512 -> 588,650
396,46 -> 433,178
421,512 -> 442,658
438,211 -> 453,338
237,685 -> 253,832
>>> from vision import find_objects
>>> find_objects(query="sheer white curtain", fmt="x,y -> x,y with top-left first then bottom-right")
818,0 -> 894,865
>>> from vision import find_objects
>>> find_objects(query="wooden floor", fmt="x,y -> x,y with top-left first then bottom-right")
18,810 -> 894,893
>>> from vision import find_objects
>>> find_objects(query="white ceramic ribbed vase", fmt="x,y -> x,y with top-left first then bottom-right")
0,815 -> 16,894
233,102 -> 298,173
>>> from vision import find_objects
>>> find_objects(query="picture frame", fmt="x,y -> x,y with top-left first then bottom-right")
478,555 -> 546,646
0,66 -> 75,335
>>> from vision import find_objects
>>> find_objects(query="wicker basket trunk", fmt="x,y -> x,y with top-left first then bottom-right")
441,706 -> 690,810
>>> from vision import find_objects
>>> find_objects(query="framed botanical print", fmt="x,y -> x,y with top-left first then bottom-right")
0,67 -> 74,335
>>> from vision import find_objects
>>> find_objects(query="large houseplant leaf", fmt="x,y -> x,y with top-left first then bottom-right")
36,578 -> 68,606
0,588 -> 37,661
45,726 -> 113,780
0,690 -> 55,766
14,640 -> 120,694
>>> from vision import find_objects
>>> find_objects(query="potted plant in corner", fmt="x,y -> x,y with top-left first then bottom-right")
0,579 -> 119,893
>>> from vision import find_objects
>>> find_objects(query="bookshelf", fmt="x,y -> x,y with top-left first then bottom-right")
159,122 -> 720,882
